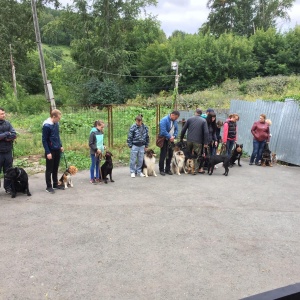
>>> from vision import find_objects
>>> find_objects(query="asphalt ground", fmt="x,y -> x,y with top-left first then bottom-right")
0,159 -> 299,299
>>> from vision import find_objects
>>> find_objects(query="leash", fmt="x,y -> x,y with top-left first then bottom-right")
62,152 -> 68,169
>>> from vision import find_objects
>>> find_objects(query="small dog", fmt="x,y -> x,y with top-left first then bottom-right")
58,165 -> 78,189
261,144 -> 272,167
271,153 -> 277,165
185,158 -> 195,174
207,155 -> 230,176
142,149 -> 157,177
230,144 -> 243,167
4,167 -> 31,198
171,150 -> 187,175
101,151 -> 114,184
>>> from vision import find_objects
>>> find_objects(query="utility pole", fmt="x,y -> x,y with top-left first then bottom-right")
31,0 -> 56,111
171,61 -> 180,110
9,44 -> 17,99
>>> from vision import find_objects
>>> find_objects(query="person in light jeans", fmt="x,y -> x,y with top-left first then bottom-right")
127,115 -> 149,177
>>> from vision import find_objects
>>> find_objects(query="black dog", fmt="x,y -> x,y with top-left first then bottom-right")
100,151 -> 115,184
4,167 -> 31,198
261,143 -> 272,166
207,155 -> 230,176
230,144 -> 243,167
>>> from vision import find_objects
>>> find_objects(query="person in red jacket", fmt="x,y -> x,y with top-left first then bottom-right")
222,114 -> 239,156
249,114 -> 270,166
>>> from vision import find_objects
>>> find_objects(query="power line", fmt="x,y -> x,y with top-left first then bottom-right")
42,47 -> 176,79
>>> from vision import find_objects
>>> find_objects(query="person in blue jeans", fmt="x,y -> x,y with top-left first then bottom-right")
127,115 -> 149,178
222,114 -> 239,156
89,120 -> 105,183
249,114 -> 270,166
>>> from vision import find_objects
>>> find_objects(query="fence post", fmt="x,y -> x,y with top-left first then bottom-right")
107,105 -> 113,148
156,104 -> 160,137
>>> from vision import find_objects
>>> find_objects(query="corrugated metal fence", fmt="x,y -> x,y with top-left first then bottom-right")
230,99 -> 300,166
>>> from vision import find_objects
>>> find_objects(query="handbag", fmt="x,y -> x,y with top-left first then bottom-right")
156,135 -> 165,148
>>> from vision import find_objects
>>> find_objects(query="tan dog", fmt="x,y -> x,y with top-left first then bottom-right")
171,150 -> 187,175
58,165 -> 78,189
142,149 -> 157,177
185,158 -> 195,174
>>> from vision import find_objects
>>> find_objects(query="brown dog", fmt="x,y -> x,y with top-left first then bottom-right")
58,165 -> 78,189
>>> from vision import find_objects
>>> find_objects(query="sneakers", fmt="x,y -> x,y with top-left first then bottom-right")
166,171 -> 173,175
46,187 -> 55,194
160,171 -> 165,176
90,179 -> 96,184
139,173 -> 145,177
249,162 -> 253,165
53,185 -> 65,190
131,173 -> 136,178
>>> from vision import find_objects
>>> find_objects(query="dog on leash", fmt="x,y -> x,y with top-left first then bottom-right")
101,151 -> 115,184
4,167 -> 31,198
185,158 -> 195,174
207,155 -> 230,176
230,144 -> 243,167
261,143 -> 272,167
142,149 -> 157,177
171,150 -> 187,175
58,165 -> 78,189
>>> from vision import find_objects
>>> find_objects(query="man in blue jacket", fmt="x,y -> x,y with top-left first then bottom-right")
0,107 -> 17,193
159,111 -> 180,176
42,109 -> 64,193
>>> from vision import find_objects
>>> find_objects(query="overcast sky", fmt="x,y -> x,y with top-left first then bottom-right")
59,0 -> 300,37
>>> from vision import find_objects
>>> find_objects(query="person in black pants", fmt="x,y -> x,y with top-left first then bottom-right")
158,111 -> 180,175
42,109 -> 64,193
0,107 -> 17,193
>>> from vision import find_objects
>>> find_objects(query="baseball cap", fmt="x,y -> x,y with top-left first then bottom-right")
206,108 -> 214,113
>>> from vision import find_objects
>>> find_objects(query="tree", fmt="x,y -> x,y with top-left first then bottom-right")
201,0 -> 295,36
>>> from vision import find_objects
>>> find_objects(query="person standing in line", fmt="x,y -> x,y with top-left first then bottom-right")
127,115 -> 149,178
89,120 -> 105,183
249,114 -> 270,166
42,109 -> 64,193
206,112 -> 218,156
159,111 -> 180,176
0,107 -> 17,194
222,114 -> 239,157
180,108 -> 208,175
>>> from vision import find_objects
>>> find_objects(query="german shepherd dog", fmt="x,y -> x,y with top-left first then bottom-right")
230,144 -> 243,167
4,167 -> 31,198
142,149 -> 157,177
261,143 -> 272,167
101,151 -> 115,184
207,155 -> 230,176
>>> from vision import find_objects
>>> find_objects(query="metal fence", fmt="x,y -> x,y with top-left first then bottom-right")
230,99 -> 300,166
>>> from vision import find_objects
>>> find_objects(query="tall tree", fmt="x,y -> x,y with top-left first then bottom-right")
201,0 -> 295,36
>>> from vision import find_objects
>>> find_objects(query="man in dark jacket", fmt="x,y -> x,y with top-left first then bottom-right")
0,107 -> 17,193
42,109 -> 64,193
180,108 -> 209,174
159,111 -> 180,176
127,115 -> 149,178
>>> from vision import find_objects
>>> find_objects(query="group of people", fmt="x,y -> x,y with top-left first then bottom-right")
0,106 -> 273,195
127,108 -> 272,176
126,108 -> 239,176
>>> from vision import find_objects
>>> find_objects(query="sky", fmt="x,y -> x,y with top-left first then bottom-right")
59,0 -> 300,37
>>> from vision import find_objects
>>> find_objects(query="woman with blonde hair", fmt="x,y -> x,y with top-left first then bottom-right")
249,114 -> 270,166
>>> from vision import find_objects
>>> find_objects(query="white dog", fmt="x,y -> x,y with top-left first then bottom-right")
171,150 -> 187,175
142,149 -> 157,177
